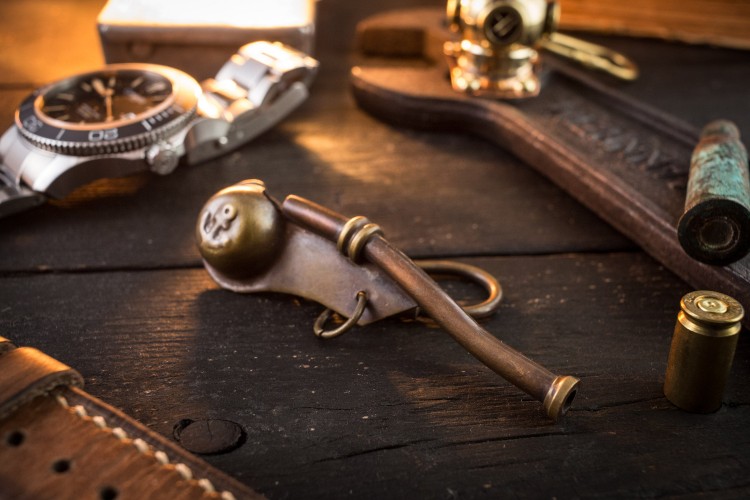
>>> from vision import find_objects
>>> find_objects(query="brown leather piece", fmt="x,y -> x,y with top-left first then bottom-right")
62,386 -> 263,499
0,347 -> 83,421
0,336 -> 15,354
0,394 -> 224,499
0,341 -> 264,500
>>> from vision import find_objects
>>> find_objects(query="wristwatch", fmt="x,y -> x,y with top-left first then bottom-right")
0,41 -> 319,218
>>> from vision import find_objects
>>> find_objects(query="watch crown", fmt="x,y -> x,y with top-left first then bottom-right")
147,142 -> 181,175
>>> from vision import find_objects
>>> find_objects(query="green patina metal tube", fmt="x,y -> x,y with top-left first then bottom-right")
678,120 -> 750,265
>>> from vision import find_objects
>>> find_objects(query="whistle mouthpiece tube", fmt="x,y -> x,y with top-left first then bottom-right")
664,290 -> 744,413
677,120 -> 750,266
281,195 -> 579,421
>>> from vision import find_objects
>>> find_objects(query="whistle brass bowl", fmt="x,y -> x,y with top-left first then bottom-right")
196,179 -> 285,280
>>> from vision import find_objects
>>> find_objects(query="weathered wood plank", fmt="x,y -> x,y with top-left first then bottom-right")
2,2 -> 749,273
2,253 -> 747,498
0,81 -> 633,271
0,0 -> 104,85
0,118 -> 633,271
559,0 -> 750,50
1,1 -> 749,498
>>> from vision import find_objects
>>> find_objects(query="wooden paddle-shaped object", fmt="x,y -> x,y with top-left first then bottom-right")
349,7 -> 750,326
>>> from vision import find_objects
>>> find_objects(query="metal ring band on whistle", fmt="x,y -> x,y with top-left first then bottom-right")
336,216 -> 369,253
336,216 -> 384,263
542,32 -> 639,81
348,223 -> 384,262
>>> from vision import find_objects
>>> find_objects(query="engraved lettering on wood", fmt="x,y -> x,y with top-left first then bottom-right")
547,96 -> 688,191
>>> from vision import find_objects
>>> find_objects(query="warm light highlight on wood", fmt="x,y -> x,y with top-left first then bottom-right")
559,0 -> 750,50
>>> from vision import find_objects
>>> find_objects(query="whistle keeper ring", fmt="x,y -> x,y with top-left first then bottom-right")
314,290 -> 369,339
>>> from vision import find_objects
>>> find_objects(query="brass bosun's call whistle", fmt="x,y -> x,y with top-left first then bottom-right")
196,180 -> 579,421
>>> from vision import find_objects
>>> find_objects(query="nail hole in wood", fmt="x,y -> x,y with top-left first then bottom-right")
100,486 -> 119,500
6,431 -> 25,447
52,459 -> 71,473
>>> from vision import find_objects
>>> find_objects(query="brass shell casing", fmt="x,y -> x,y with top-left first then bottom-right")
663,290 -> 744,413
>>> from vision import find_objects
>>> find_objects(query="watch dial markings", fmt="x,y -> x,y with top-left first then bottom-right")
91,78 -> 106,96
40,69 -> 173,125
77,103 -> 101,121
146,81 -> 168,94
18,66 -> 195,156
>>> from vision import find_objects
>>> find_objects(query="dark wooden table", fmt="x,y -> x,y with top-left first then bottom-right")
2,1 -> 749,498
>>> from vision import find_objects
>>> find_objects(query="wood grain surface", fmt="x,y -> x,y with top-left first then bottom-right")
1,0 -> 749,498
559,0 -> 750,50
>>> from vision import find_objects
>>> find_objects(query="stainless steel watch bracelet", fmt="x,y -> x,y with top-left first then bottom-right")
204,41 -> 318,118
0,152 -> 46,217
186,41 -> 318,165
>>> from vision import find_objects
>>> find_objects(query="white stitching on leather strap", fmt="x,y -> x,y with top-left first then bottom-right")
133,438 -> 149,454
55,394 -> 236,499
175,462 -> 194,481
154,450 -> 170,465
199,478 -> 216,493
111,427 -> 127,441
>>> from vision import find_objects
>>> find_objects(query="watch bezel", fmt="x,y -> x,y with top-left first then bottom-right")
15,63 -> 201,156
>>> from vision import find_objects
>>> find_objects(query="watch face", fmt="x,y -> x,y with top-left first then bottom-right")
16,64 -> 201,156
40,70 -> 173,126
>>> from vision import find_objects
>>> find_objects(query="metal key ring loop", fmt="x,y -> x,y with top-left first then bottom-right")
313,290 -> 369,339
416,259 -> 502,319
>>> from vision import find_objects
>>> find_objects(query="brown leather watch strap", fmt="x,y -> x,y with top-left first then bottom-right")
0,336 -> 14,354
0,338 -> 264,500
0,345 -> 83,421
